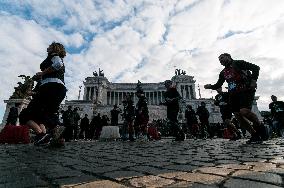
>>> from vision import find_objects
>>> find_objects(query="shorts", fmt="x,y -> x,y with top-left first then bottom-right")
229,90 -> 255,113
19,83 -> 66,128
220,106 -> 232,121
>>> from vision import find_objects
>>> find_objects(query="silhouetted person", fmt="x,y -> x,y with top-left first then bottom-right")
184,105 -> 198,137
6,104 -> 19,125
163,80 -> 184,141
93,113 -> 102,140
62,106 -> 73,142
269,95 -> 284,137
134,87 -> 149,139
71,107 -> 81,140
196,102 -> 209,138
122,94 -> 135,141
79,114 -> 89,139
110,104 -> 121,126
204,53 -> 263,144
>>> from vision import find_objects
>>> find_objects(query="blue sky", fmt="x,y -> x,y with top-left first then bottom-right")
1,0 -> 284,123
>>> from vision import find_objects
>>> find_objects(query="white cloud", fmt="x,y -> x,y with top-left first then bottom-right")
1,0 -> 284,122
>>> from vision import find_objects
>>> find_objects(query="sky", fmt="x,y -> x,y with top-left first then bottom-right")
0,0 -> 284,122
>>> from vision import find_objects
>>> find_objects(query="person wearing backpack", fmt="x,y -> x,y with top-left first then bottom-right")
204,53 -> 263,144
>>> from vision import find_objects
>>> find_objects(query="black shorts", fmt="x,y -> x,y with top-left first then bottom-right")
19,83 -> 66,128
220,106 -> 232,121
229,90 -> 255,113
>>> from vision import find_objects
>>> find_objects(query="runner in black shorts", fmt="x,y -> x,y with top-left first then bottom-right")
205,53 -> 263,144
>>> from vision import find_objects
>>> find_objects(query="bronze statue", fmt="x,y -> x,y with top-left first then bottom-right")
10,75 -> 34,99
99,68 -> 104,77
93,71 -> 98,77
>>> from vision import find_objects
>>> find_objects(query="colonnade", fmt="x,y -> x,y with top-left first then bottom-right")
106,91 -> 165,105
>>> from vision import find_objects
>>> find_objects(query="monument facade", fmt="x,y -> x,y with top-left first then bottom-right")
64,70 -> 224,124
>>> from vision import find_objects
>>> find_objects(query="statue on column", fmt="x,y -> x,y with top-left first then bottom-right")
99,68 -> 104,77
93,71 -> 98,77
10,75 -> 34,99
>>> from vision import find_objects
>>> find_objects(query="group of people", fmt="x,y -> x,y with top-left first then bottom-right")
3,41 -> 283,146
60,106 -> 110,141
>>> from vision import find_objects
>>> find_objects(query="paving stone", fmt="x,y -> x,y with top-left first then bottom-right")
103,170 -> 145,180
163,164 -> 197,172
62,180 -> 128,188
176,172 -> 224,184
244,162 -> 277,172
269,158 -> 284,164
234,172 -> 283,185
163,181 -> 194,188
158,171 -> 187,178
189,161 -> 215,167
0,178 -> 48,188
231,170 -> 254,177
128,175 -> 175,187
217,164 -> 251,170
223,178 -> 282,188
52,175 -> 100,187
194,167 -> 234,176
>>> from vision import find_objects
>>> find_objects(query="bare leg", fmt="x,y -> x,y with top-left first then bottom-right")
39,124 -> 46,134
239,108 -> 261,127
26,120 -> 44,134
234,112 -> 255,135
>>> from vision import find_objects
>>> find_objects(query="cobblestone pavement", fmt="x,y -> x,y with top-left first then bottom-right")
1,138 -> 284,188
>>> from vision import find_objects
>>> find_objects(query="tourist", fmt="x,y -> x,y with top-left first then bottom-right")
204,53 -> 264,144
62,106 -> 74,142
93,113 -> 102,140
196,102 -> 210,139
184,105 -> 198,138
71,107 -> 81,140
19,42 -> 67,146
163,80 -> 184,141
6,103 -> 20,125
79,114 -> 89,140
121,93 -> 135,141
134,82 -> 149,140
269,95 -> 284,137
110,104 -> 121,126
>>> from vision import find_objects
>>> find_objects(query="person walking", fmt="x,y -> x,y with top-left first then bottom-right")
79,114 -> 89,140
110,104 -> 121,127
163,80 -> 184,141
269,95 -> 284,137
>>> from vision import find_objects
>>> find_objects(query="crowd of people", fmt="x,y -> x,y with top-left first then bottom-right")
1,44 -> 284,146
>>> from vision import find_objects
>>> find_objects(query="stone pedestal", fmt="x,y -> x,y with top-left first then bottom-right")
1,99 -> 30,127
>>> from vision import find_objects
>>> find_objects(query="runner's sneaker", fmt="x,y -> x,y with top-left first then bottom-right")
246,134 -> 262,144
34,133 -> 51,146
46,126 -> 65,148
47,138 -> 65,148
51,126 -> 65,140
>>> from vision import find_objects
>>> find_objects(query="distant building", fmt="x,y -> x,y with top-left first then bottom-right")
64,71 -> 223,124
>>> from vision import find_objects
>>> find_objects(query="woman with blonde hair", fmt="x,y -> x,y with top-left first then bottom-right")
19,42 -> 67,146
